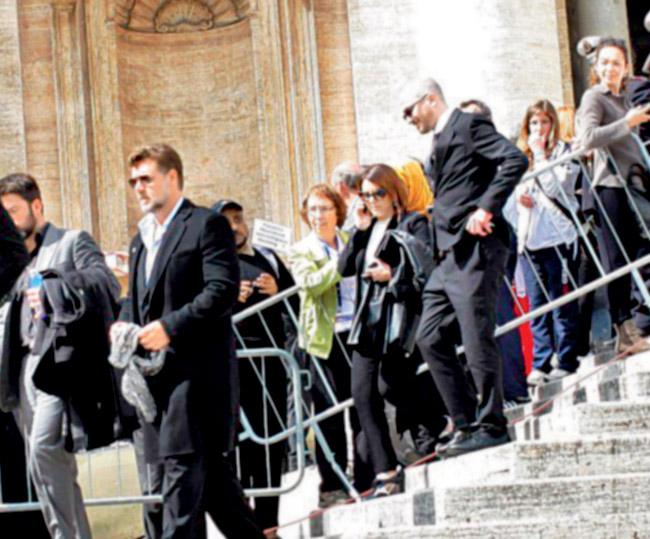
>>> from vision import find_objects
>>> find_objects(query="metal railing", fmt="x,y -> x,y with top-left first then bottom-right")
3,134 -> 650,524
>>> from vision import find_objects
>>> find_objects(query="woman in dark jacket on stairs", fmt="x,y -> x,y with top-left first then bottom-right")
338,164 -> 447,498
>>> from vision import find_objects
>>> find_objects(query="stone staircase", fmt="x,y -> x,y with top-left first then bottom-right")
307,350 -> 650,539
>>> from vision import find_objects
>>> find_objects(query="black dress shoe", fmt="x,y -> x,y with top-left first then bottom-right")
441,428 -> 510,459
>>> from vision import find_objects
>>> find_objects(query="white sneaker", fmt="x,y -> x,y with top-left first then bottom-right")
526,369 -> 548,386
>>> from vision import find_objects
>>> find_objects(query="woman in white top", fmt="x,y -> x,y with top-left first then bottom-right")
504,99 -> 581,384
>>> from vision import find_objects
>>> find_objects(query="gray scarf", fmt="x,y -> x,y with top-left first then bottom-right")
109,322 -> 165,423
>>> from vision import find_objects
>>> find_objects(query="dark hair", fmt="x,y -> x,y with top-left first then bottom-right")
516,99 -> 560,168
128,143 -> 184,189
589,37 -> 630,89
301,183 -> 347,228
459,99 -> 493,121
361,164 -> 408,212
0,173 -> 42,203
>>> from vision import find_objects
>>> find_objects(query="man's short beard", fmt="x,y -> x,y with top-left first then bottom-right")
18,209 -> 37,240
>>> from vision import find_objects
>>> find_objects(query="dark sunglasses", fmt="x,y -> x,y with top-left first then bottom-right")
361,188 -> 388,201
128,175 -> 154,189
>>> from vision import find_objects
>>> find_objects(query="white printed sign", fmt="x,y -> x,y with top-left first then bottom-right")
251,219 -> 293,253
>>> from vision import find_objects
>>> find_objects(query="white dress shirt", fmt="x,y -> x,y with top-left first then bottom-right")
137,197 -> 185,284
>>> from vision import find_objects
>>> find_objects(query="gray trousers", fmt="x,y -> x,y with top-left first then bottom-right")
14,354 -> 92,539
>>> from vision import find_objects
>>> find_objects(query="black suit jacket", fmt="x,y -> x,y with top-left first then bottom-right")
120,199 -> 240,460
0,203 -> 28,298
426,109 -> 528,252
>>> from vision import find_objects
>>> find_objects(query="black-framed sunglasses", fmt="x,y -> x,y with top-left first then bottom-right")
128,175 -> 155,189
361,188 -> 388,201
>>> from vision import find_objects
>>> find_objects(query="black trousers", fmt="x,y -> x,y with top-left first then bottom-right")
134,427 -> 164,539
309,333 -> 373,493
236,354 -> 288,530
576,229 -> 600,355
351,345 -> 447,475
417,234 -> 508,432
594,186 -> 650,330
134,434 -> 263,538
203,456 -> 265,539
0,412 -> 49,538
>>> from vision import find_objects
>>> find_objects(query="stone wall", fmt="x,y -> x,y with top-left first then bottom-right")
116,22 -> 263,234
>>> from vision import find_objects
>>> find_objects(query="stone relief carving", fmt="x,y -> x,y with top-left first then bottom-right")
113,0 -> 251,32
154,0 -> 214,32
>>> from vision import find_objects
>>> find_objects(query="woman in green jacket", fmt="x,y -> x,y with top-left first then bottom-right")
288,183 -> 371,508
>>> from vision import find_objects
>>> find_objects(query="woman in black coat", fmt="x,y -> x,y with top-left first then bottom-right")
338,164 -> 446,498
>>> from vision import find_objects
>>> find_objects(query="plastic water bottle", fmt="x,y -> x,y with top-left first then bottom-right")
27,269 -> 45,320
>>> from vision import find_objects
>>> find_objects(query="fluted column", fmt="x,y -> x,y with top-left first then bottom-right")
84,0 -> 129,250
50,0 -> 96,234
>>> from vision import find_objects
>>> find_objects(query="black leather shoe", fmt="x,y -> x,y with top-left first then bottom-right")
441,428 -> 510,459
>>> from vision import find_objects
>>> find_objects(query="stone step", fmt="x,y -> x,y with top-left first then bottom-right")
521,401 -> 650,441
509,371 -> 650,441
517,352 -> 650,420
405,433 -> 650,491
349,512 -> 650,538
315,473 -> 650,537
441,472 -> 650,525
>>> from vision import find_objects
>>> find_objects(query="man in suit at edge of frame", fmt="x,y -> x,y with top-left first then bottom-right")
403,78 -> 528,458
114,143 -> 264,538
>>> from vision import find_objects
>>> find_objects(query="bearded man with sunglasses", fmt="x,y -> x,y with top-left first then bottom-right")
403,79 -> 528,458
114,144 -> 263,538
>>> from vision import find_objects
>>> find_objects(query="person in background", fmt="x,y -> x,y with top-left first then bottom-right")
460,99 -> 529,405
338,164 -> 447,497
213,199 -> 293,536
575,37 -> 650,355
556,105 -> 576,144
504,99 -> 581,385
394,160 -> 434,216
459,99 -> 493,121
288,184 -> 372,508
331,162 -> 367,232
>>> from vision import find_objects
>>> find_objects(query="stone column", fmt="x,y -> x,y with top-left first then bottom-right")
50,0 -> 96,234
84,0 -> 129,250
566,0 -> 631,101
248,2 -> 294,230
278,0 -> 326,218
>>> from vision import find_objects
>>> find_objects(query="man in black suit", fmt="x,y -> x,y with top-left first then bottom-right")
0,202 -> 29,299
403,79 -> 528,457
114,144 -> 263,538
